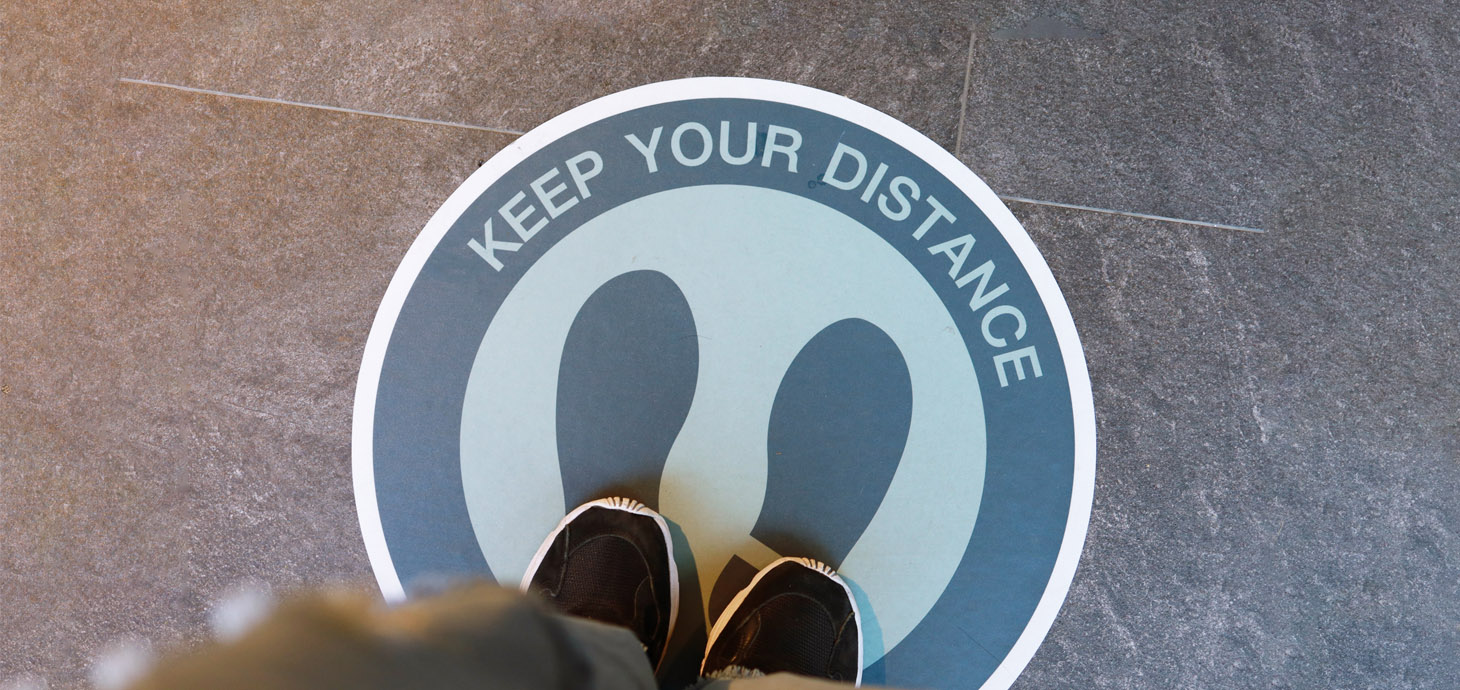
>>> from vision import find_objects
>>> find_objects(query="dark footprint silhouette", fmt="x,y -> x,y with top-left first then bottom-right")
556,270 -> 699,511
750,318 -> 912,568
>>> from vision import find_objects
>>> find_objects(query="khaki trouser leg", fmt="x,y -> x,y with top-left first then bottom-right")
129,584 -> 657,690
696,673 -> 877,690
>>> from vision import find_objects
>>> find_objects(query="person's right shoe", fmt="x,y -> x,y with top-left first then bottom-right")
521,497 -> 679,672
701,557 -> 863,686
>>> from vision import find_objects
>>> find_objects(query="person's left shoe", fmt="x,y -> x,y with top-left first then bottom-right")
521,497 -> 679,670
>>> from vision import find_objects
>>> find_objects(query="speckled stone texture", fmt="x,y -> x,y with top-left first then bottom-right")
1,1 -> 1456,689
961,4 -> 1460,688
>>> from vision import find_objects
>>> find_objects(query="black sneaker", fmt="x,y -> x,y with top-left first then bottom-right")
521,497 -> 679,671
702,557 -> 863,685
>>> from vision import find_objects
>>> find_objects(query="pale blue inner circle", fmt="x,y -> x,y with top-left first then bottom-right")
460,186 -> 986,665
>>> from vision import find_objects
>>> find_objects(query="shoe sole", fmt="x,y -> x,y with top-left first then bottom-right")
520,497 -> 680,672
702,556 -> 864,686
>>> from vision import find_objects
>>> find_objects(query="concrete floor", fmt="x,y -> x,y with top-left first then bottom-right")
2,1 -> 1456,688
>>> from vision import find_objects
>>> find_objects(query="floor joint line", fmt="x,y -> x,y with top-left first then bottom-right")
999,195 -> 1267,233
118,77 -> 526,136
953,24 -> 978,159
120,78 -> 1265,234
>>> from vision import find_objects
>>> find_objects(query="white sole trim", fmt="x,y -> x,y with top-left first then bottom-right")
703,556 -> 864,687
519,497 -> 680,673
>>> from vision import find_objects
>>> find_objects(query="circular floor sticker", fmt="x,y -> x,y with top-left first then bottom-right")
354,78 -> 1094,689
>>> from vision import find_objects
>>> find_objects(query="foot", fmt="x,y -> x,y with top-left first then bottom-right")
702,557 -> 863,685
521,497 -> 679,670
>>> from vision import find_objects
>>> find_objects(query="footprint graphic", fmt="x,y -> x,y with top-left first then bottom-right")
463,185 -> 987,669
556,270 -> 699,511
752,318 -> 912,568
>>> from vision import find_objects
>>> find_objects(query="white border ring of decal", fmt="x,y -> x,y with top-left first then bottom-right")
352,77 -> 1096,690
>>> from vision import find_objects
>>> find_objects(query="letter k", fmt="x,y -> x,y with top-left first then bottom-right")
467,218 -> 523,271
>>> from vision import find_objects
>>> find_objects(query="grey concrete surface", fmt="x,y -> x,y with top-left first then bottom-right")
2,1 -> 1457,689
961,2 -> 1460,232
1017,207 -> 1460,688
959,6 -> 1460,686
118,2 -> 974,149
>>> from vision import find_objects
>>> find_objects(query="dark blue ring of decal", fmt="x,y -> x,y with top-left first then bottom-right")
371,98 -> 1074,687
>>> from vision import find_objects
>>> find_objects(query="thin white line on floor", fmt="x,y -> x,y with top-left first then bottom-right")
953,24 -> 978,159
999,195 -> 1267,233
118,77 -> 526,136
120,78 -> 1266,234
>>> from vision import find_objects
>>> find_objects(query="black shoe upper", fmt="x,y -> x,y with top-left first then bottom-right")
703,559 -> 861,683
525,505 -> 675,669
